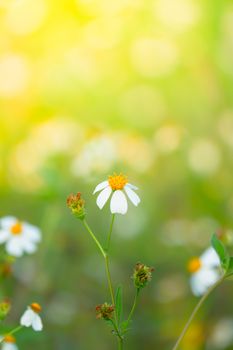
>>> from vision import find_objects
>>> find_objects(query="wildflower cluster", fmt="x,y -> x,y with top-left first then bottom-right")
0,216 -> 43,349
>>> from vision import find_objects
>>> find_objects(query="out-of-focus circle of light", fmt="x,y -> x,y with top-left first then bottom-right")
82,19 -> 122,49
217,8 -> 233,74
117,134 -> 153,173
207,319 -> 233,349
154,125 -> 184,154
5,0 -> 47,35
131,37 -> 179,77
188,139 -> 221,176
155,0 -> 200,32
218,111 -> 233,148
71,135 -> 117,179
0,54 -> 30,97
119,85 -> 165,127
76,0 -> 140,16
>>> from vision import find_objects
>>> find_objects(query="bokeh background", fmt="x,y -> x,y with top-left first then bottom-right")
0,0 -> 233,349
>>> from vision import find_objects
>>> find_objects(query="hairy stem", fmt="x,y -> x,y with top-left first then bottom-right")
172,274 -> 225,350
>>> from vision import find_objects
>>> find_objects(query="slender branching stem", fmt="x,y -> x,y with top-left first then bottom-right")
105,214 -> 115,252
172,274 -> 226,350
82,220 -> 106,258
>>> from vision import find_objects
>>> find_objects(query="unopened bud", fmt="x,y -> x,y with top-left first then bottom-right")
133,262 -> 154,289
66,192 -> 85,220
0,300 -> 11,321
95,303 -> 114,320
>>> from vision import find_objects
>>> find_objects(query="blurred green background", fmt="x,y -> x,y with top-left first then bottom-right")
0,0 -> 233,349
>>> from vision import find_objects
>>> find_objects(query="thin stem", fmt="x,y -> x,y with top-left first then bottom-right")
126,288 -> 140,325
105,214 -> 115,252
0,325 -> 23,343
82,220 -> 106,258
104,254 -> 115,308
118,336 -> 123,350
172,274 -> 226,350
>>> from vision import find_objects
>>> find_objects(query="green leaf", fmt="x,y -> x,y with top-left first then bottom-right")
115,285 -> 123,325
226,257 -> 233,275
211,234 -> 230,270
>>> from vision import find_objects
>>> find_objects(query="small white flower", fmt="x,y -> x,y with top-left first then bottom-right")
188,247 -> 222,296
0,335 -> 18,350
93,173 -> 140,215
0,216 -> 41,257
20,303 -> 43,332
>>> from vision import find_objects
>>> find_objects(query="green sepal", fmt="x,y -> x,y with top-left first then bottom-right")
211,233 -> 230,271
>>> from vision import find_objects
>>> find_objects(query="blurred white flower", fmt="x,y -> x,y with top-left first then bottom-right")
0,217 -> 41,257
20,303 -> 43,331
1,335 -> 18,350
188,247 -> 221,296
93,173 -> 140,215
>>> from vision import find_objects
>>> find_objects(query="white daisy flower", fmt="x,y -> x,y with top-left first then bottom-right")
93,173 -> 140,215
188,247 -> 222,297
0,216 -> 41,257
1,335 -> 18,350
20,303 -> 43,332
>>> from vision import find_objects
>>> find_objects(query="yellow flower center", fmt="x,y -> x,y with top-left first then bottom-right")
4,335 -> 16,343
30,302 -> 42,313
187,257 -> 202,273
10,222 -> 22,235
108,173 -> 127,190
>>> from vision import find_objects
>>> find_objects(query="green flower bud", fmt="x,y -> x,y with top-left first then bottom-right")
0,300 -> 11,321
133,262 -> 154,289
66,192 -> 85,220
95,303 -> 114,320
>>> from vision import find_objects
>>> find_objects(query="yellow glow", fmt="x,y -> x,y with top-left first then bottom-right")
0,54 -> 30,97
131,37 -> 179,77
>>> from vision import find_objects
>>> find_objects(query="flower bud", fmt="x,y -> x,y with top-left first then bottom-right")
66,192 -> 85,220
0,300 -> 11,321
95,303 -> 114,320
133,262 -> 154,289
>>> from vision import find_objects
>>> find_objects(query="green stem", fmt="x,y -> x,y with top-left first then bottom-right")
82,220 -> 106,258
118,336 -> 124,350
105,214 -> 115,252
126,288 -> 140,325
172,274 -> 225,350
0,325 -> 23,343
104,254 -> 115,307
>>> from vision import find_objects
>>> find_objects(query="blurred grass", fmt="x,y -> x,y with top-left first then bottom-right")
0,0 -> 233,349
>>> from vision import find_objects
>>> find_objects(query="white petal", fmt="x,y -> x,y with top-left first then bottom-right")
201,247 -> 220,268
126,183 -> 138,190
20,309 -> 34,327
110,190 -> 128,215
2,343 -> 18,350
23,223 -> 41,243
190,268 -> 220,296
32,314 -> 43,331
96,186 -> 112,209
0,217 -> 17,230
93,181 -> 109,194
6,238 -> 24,257
0,230 -> 10,243
124,186 -> 140,206
21,238 -> 37,254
